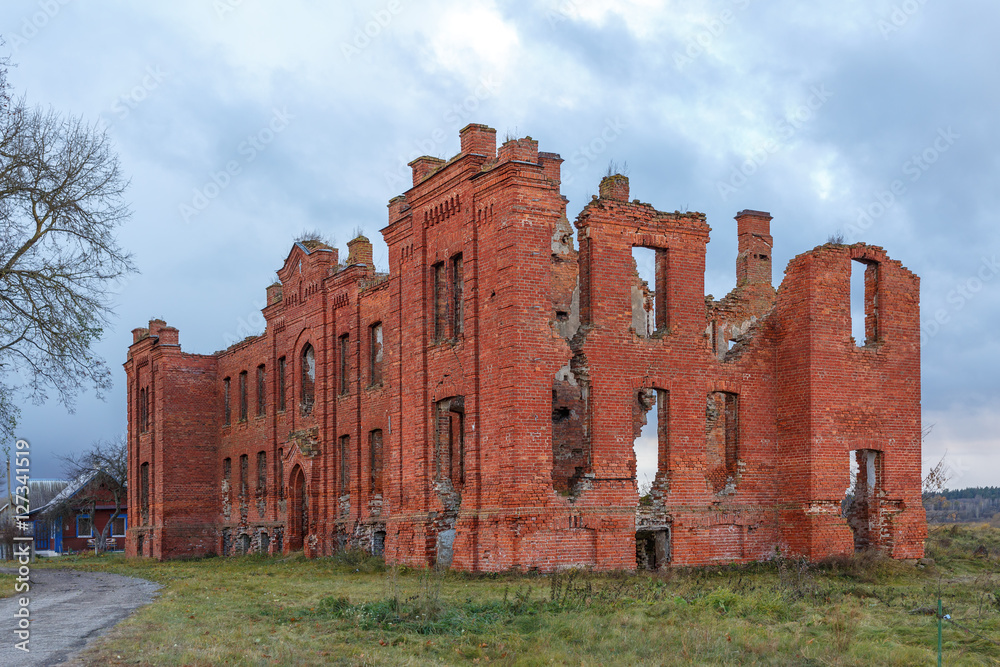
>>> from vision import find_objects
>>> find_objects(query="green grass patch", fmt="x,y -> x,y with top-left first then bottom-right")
0,572 -> 18,599
34,524 -> 1000,665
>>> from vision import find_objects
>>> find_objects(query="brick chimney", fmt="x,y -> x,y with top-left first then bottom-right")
460,123 -> 497,157
387,194 -> 409,223
599,174 -> 629,202
735,209 -> 773,286
539,152 -> 563,183
408,156 -> 445,186
266,282 -> 283,305
347,235 -> 374,268
498,136 -> 538,164
158,327 -> 179,346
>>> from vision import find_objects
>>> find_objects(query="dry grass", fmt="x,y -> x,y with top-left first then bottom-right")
33,525 -> 1000,666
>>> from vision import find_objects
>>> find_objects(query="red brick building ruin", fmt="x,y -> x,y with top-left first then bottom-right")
125,123 -> 926,569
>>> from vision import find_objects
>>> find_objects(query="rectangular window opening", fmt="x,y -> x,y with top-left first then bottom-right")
256,365 -> 266,417
140,462 -> 150,525
239,454 -> 248,497
452,253 -> 464,338
843,449 -> 884,552
339,335 -> 350,395
435,397 -> 465,487
257,451 -> 267,498
631,246 -> 668,337
301,345 -> 315,414
339,435 -> 351,494
223,377 -> 231,426
277,448 -> 284,500
112,514 -> 127,538
238,371 -> 248,422
369,429 -> 384,495
634,389 -> 668,496
277,356 -> 286,412
851,259 -> 880,346
76,514 -> 93,538
369,322 -> 383,386
706,391 -> 739,494
432,261 -> 447,341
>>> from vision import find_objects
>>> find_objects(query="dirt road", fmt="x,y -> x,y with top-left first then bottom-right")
0,567 -> 159,666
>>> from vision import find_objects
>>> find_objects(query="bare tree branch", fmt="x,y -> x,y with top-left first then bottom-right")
0,58 -> 136,440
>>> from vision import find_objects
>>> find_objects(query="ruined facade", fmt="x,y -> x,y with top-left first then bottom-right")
125,123 -> 926,569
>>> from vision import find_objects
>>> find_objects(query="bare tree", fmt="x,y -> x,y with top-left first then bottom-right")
0,67 -> 135,440
55,435 -> 128,552
921,424 -> 952,495
923,453 -> 952,495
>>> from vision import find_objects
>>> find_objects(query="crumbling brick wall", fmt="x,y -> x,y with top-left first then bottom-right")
126,123 -> 925,568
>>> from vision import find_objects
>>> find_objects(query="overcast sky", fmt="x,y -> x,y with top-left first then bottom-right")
3,0 -> 997,488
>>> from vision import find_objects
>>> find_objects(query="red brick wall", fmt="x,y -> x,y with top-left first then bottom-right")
126,123 -> 925,568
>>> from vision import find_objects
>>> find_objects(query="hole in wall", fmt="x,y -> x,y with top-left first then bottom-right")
634,389 -> 658,496
850,259 -> 866,346
631,247 -> 657,337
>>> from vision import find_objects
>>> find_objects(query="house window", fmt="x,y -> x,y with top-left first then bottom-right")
432,261 -> 447,341
339,334 -> 350,395
223,377 -> 231,426
339,435 -> 350,494
239,371 -> 248,422
76,514 -> 93,538
112,514 -> 127,537
256,364 -> 266,417
240,454 -> 248,497
452,253 -> 464,338
369,429 -> 384,495
369,322 -> 383,387
301,344 -> 315,414
277,356 -> 286,412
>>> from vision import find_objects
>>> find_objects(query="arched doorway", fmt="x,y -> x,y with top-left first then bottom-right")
289,465 -> 308,551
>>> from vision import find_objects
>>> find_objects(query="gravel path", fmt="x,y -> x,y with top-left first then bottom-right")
0,567 -> 159,666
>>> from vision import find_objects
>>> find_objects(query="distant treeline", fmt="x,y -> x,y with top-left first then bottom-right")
924,487 -> 1000,500
923,487 -> 1000,524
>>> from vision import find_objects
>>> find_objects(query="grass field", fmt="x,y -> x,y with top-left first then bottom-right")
36,523 -> 1000,666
